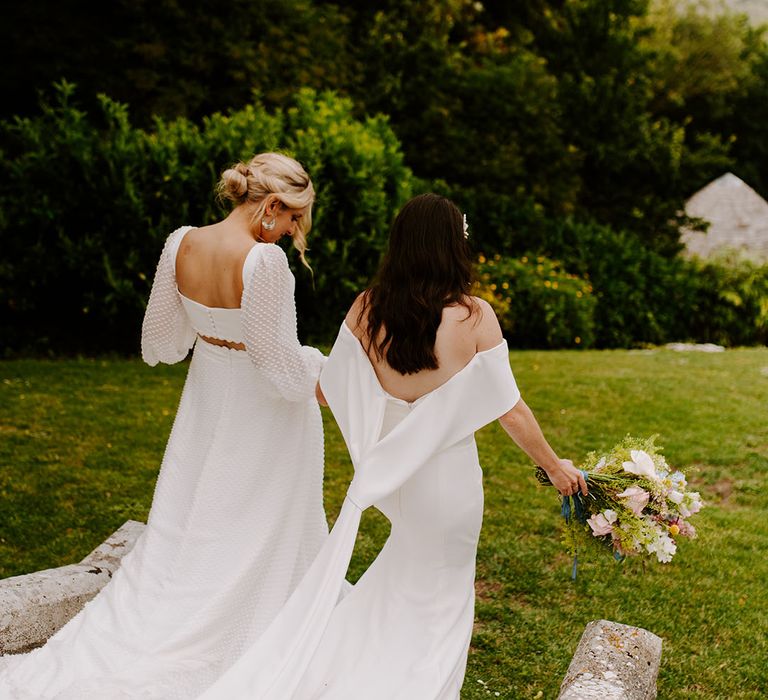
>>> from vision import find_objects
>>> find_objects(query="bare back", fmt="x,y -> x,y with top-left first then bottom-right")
345,294 -> 504,403
175,222 -> 258,309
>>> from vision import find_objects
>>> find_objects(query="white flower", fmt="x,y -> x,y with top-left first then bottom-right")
462,214 -> 469,239
622,450 -> 658,481
594,456 -> 607,472
645,530 -> 677,563
670,471 -> 687,488
668,490 -> 684,505
679,491 -> 703,518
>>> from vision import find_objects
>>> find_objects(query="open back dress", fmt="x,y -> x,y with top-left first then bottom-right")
0,226 -> 328,699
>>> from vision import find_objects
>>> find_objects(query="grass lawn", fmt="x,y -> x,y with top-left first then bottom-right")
1,347 -> 766,698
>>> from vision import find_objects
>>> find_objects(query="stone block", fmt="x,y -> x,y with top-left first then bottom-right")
0,520 -> 145,655
558,619 -> 662,700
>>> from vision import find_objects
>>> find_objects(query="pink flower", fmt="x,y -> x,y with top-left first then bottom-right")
677,520 -> 697,539
617,486 -> 650,516
587,509 -> 617,536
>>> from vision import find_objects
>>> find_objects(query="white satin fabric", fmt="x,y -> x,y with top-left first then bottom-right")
198,322 -> 521,699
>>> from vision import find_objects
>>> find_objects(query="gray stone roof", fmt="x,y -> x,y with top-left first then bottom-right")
723,0 -> 768,25
681,172 -> 768,261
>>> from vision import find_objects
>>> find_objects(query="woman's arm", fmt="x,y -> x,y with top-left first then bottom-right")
498,399 -> 587,497
241,244 -> 326,402
471,297 -> 585,496
141,227 -> 197,366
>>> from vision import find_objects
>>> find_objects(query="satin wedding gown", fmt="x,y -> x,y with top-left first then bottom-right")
197,321 -> 522,699
0,226 -> 328,699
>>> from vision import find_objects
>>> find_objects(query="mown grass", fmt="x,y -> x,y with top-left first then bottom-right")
1,348 -> 766,698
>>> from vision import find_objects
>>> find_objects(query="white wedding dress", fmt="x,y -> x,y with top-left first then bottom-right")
196,321 -> 521,699
0,226 -> 328,699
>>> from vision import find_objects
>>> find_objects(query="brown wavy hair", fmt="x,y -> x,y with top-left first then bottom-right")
359,193 -> 476,375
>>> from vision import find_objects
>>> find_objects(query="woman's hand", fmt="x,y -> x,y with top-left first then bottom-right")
497,399 -> 587,498
315,381 -> 328,407
542,458 -> 588,498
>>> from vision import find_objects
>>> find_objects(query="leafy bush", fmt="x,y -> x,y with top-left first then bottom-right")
3,84 -> 763,354
683,255 -> 768,346
528,218 -> 767,348
474,254 -> 596,349
283,90 -> 412,340
534,218 -> 696,347
0,83 -> 412,354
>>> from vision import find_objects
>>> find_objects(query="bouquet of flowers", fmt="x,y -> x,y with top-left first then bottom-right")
536,436 -> 704,576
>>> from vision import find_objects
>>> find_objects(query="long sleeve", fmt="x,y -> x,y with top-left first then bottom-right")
140,227 -> 196,366
241,244 -> 326,402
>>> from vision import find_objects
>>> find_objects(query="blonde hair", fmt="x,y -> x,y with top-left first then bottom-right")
218,152 -> 315,266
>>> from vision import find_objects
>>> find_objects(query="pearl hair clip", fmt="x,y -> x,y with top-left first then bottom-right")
462,214 -> 469,239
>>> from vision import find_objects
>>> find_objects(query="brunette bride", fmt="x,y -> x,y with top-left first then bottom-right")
197,192 -> 587,699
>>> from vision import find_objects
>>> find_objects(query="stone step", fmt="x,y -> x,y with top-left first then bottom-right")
558,619 -> 662,700
0,520 -> 145,655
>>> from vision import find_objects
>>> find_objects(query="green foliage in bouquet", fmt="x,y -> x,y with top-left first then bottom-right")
474,253 -> 596,349
537,436 -> 704,570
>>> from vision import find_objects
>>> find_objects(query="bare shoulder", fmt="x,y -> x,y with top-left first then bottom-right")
344,291 -> 369,339
437,296 -> 502,354
467,295 -> 504,351
176,223 -> 213,247
466,295 -> 496,321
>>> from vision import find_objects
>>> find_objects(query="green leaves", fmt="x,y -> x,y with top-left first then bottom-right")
475,253 -> 597,348
0,85 -> 412,353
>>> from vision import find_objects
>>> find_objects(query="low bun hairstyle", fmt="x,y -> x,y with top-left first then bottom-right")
219,162 -> 251,201
217,153 -> 315,265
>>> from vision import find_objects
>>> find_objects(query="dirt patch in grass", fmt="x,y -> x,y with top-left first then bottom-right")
689,471 -> 735,507
710,477 -> 734,506
475,578 -> 503,602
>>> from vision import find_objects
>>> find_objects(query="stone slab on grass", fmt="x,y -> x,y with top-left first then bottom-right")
558,619 -> 662,700
0,520 -> 145,655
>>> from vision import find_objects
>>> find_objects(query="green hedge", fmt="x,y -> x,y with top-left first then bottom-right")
684,255 -> 768,346
537,218 -> 768,347
532,218 -> 690,347
2,83 -> 765,354
474,220 -> 767,349
475,254 -> 597,348
0,82 -> 412,354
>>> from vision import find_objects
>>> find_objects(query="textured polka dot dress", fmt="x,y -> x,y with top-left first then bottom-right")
0,226 -> 328,699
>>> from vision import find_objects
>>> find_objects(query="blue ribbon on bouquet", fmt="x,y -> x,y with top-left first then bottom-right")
560,470 -> 589,525
560,470 -> 589,580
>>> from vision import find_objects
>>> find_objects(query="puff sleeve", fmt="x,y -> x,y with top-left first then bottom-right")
241,244 -> 326,402
140,227 -> 197,366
